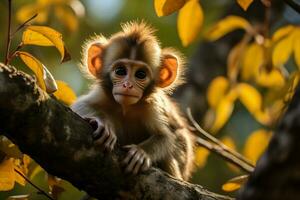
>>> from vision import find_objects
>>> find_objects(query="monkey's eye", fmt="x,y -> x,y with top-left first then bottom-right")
135,70 -> 147,79
115,66 -> 127,76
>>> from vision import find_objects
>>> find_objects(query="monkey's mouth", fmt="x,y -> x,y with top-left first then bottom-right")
114,93 -> 139,98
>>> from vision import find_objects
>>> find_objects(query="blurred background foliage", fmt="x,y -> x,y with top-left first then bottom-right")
0,0 -> 299,199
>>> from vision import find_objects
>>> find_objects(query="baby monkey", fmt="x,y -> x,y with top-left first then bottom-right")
72,22 -> 195,180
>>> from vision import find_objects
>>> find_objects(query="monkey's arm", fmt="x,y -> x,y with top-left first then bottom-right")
71,98 -> 117,152
122,125 -> 176,174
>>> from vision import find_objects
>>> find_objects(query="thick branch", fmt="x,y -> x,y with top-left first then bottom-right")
0,63 -> 231,200
238,83 -> 300,200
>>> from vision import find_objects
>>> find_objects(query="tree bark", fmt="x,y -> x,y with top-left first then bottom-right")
237,82 -> 300,200
0,63 -> 231,200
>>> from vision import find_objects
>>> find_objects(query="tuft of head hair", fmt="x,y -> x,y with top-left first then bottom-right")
119,21 -> 158,44
160,47 -> 186,94
111,21 -> 161,67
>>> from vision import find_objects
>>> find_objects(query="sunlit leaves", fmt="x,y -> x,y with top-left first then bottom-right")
0,159 -> 15,191
227,39 -> 248,81
17,51 -> 58,93
16,0 -> 84,32
236,0 -> 254,11
22,26 -> 70,62
272,33 -> 293,67
241,43 -> 264,80
210,89 -> 238,133
237,83 -> 262,115
206,16 -> 251,41
243,129 -> 272,164
54,81 -> 77,105
154,0 -> 186,17
272,25 -> 294,42
207,76 -> 230,108
18,51 -> 46,91
272,25 -> 300,69
0,137 -> 23,159
195,147 -> 210,168
55,6 -> 78,32
222,175 -> 248,192
177,0 -> 203,46
255,69 -> 285,88
293,29 -> 300,69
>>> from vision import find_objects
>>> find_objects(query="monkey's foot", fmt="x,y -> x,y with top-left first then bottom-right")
85,117 -> 117,152
122,145 -> 151,174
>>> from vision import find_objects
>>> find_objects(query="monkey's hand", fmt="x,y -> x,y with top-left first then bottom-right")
122,145 -> 152,174
85,117 -> 117,152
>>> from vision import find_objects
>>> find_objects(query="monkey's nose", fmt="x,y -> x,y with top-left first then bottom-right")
123,82 -> 133,89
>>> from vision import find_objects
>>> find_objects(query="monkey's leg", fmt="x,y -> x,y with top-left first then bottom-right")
159,158 -> 183,180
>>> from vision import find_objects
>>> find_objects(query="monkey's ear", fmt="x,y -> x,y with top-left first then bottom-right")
157,54 -> 178,88
87,43 -> 104,77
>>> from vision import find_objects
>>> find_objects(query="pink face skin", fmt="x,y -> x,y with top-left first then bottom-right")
111,59 -> 152,108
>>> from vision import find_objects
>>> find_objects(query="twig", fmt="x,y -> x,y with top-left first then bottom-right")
11,13 -> 38,37
14,168 -> 54,200
4,0 -> 12,65
186,108 -> 255,173
284,0 -> 300,14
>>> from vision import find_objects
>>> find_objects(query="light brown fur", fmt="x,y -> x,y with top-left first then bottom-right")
72,21 -> 195,180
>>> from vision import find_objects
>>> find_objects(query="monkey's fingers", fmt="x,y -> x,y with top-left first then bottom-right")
95,130 -> 110,146
109,137 -> 117,151
132,154 -> 145,175
104,134 -> 115,152
141,157 -> 151,172
125,152 -> 142,173
122,147 -> 137,165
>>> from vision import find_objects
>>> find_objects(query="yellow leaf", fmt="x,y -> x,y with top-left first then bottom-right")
154,0 -> 186,17
222,175 -> 248,192
227,39 -> 248,81
237,0 -> 254,11
16,5 -> 48,24
206,16 -> 251,41
22,26 -> 66,61
53,81 -> 77,105
14,166 -> 26,186
272,25 -> 295,42
272,34 -> 293,67
237,83 -> 262,114
242,43 -> 264,81
210,89 -> 238,133
195,147 -> 210,168
29,165 -> 43,180
55,6 -> 78,32
293,29 -> 300,69
177,0 -> 203,46
256,69 -> 285,88
0,158 -> 15,191
207,76 -> 230,108
18,51 -> 46,91
243,129 -> 272,164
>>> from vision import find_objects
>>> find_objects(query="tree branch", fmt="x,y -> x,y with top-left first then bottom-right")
0,63 -> 232,200
237,83 -> 300,200
284,0 -> 300,14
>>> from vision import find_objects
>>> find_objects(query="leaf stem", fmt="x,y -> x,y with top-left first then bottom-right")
4,0 -> 12,65
187,108 -> 255,173
11,13 -> 38,37
14,168 -> 54,200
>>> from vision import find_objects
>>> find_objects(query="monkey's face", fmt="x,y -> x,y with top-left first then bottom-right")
110,59 -> 152,106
